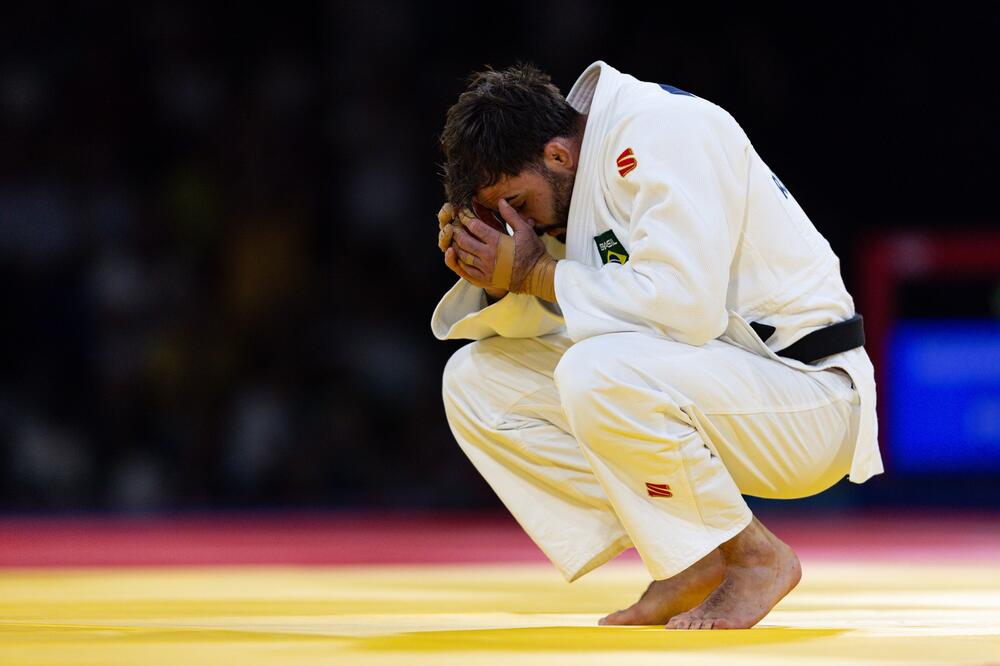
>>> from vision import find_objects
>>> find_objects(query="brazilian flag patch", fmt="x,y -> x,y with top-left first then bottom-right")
593,230 -> 629,265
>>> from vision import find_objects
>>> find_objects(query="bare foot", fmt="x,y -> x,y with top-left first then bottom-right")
598,549 -> 725,625
665,517 -> 801,630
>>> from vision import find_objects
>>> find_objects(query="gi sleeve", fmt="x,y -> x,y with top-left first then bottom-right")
430,234 -> 567,340
430,280 -> 565,340
554,106 -> 742,345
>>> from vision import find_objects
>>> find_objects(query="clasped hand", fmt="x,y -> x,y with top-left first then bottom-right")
437,199 -> 557,302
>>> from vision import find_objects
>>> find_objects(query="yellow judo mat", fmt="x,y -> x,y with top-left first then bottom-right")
2,560 -> 998,666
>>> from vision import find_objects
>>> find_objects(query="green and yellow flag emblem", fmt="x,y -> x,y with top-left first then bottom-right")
593,230 -> 629,265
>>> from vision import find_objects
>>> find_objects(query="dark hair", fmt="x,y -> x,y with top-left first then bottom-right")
439,63 -> 580,208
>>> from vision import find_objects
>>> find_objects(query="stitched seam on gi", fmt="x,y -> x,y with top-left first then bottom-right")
670,403 -> 732,537
493,385 -> 561,430
493,391 -> 612,510
677,416 -> 710,535
493,424 -> 606,512
698,394 -> 852,417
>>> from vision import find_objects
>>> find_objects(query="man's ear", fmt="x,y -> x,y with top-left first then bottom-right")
542,138 -> 575,173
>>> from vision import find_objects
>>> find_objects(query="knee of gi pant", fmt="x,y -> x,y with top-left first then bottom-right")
553,335 -> 675,445
441,340 -> 479,408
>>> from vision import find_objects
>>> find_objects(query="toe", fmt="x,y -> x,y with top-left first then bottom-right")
665,616 -> 688,630
598,610 -> 626,625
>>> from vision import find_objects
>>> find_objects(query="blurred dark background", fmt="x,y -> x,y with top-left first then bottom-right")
1,2 -> 998,513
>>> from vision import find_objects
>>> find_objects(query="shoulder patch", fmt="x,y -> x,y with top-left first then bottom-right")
593,230 -> 629,265
616,147 -> 637,178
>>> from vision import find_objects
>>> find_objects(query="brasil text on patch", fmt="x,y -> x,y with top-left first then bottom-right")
593,230 -> 629,265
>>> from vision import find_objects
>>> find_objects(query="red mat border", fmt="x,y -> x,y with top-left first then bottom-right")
0,510 -> 996,567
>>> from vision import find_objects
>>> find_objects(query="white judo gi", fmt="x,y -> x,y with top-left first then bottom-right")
432,61 -> 883,583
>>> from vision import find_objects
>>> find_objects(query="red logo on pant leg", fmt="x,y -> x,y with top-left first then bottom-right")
616,147 -> 637,178
646,482 -> 673,497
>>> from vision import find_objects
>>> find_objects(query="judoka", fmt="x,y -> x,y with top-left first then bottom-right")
431,61 -> 882,629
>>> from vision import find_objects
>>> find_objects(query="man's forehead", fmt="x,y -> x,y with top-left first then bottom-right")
475,181 -> 511,208
476,175 -> 526,208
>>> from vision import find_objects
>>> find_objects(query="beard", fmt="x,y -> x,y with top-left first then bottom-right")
539,166 -> 574,241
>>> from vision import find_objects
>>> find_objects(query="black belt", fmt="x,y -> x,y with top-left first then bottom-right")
749,314 -> 865,364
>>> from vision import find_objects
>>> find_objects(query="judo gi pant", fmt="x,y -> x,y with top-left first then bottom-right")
442,331 -> 860,583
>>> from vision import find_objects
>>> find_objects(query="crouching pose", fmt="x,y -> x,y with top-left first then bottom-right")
432,61 -> 881,629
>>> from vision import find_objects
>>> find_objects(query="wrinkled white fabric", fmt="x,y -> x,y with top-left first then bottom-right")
432,60 -> 880,583
443,332 -> 859,582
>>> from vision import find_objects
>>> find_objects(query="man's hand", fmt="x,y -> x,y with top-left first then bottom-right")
496,199 -> 558,300
437,202 -> 508,301
447,199 -> 559,303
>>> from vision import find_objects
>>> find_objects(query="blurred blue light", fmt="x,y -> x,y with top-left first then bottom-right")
890,320 -> 1000,473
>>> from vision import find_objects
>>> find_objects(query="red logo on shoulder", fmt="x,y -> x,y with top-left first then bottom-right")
616,147 -> 637,178
645,482 -> 673,498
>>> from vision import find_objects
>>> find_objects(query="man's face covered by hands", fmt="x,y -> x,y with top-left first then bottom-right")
436,131 -> 580,304
475,163 -> 574,243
